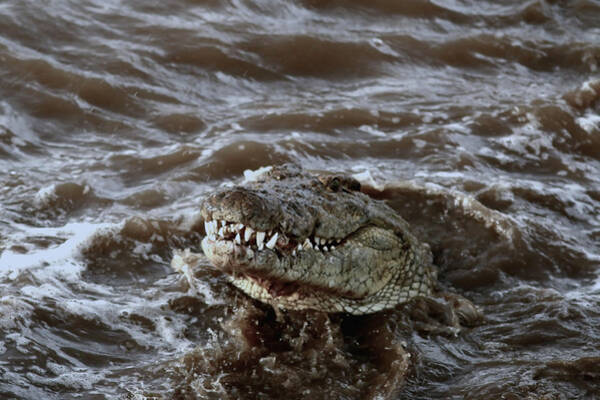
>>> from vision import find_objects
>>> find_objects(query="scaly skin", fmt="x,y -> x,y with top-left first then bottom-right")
199,164 -> 436,315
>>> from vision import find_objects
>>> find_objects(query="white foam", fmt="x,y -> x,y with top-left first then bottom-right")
592,275 -> 600,294
580,78 -> 600,95
26,364 -> 105,391
0,222 -> 118,278
171,250 -> 198,293
358,125 -> 386,137
20,282 -> 67,300
132,242 -> 153,259
575,112 -> 600,134
0,295 -> 33,330
171,249 -> 220,305
242,165 -> 273,183
4,332 -> 31,353
154,313 -> 193,351
33,184 -> 58,207
351,168 -> 385,191
55,291 -> 195,355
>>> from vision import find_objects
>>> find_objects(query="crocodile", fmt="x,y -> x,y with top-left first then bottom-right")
197,164 -> 436,315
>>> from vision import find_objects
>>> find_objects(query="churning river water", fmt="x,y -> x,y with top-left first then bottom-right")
1,1 -> 600,399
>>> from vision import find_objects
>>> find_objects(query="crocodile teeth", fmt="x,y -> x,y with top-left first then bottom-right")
244,227 -> 254,242
303,238 -> 312,250
266,232 -> 278,249
203,220 -> 345,253
256,231 -> 266,248
204,221 -> 213,238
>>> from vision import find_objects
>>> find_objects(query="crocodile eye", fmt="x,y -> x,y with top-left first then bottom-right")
328,177 -> 341,191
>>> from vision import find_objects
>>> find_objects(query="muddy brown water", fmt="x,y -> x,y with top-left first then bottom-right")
1,1 -> 600,399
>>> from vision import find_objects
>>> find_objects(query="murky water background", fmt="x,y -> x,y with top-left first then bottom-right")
1,1 -> 599,399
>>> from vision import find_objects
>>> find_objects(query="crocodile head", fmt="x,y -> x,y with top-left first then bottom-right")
200,164 -> 434,314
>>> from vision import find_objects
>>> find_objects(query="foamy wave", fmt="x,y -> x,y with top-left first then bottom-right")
390,180 -> 517,242
242,165 -> 273,183
0,222 -> 119,277
351,166 -> 385,191
171,248 -> 222,306
576,111 -> 600,134
26,363 -> 106,391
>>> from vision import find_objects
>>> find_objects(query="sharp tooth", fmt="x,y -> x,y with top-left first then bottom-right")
257,231 -> 266,248
297,243 -> 302,251
235,233 -> 241,245
218,226 -> 225,237
220,220 -> 226,227
330,245 -> 335,250
244,227 -> 254,242
266,232 -> 278,249
292,250 -> 296,257
314,245 -> 320,251
236,223 -> 244,231
204,221 -> 210,234
303,238 -> 312,250
314,236 -> 321,245
323,246 -> 329,251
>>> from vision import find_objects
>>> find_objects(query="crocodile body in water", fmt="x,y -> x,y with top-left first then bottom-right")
198,164 -> 436,315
